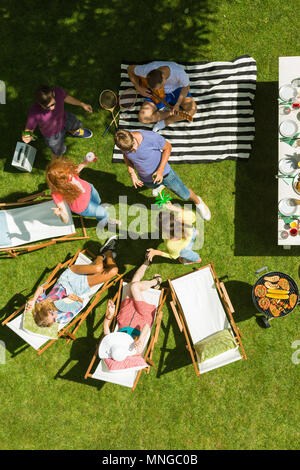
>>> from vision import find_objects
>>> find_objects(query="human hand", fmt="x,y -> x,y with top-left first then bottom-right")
152,170 -> 164,184
68,294 -> 83,303
146,248 -> 156,262
134,338 -> 144,355
26,299 -> 35,311
130,172 -> 144,189
22,133 -> 33,144
169,103 -> 180,116
137,86 -> 152,98
81,102 -> 93,113
106,299 -> 116,318
51,206 -> 63,218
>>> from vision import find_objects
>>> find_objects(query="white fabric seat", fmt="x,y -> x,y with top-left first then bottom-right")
170,266 -> 242,374
0,201 -> 75,249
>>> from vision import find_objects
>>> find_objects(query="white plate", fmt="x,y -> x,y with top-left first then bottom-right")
279,84 -> 297,102
278,198 -> 297,216
278,157 -> 298,175
291,78 -> 300,88
279,120 -> 298,137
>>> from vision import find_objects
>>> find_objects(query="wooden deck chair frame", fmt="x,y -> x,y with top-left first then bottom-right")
2,248 -> 124,355
168,263 -> 247,377
0,191 -> 89,258
84,278 -> 168,391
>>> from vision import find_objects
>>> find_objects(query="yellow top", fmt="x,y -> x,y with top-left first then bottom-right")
161,210 -> 196,259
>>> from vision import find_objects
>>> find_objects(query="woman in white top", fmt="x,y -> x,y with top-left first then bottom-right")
127,61 -> 197,131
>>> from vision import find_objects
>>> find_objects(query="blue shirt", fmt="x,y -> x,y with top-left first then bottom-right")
125,130 -> 171,183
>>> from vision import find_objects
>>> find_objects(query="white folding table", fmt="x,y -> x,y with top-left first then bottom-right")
278,56 -> 300,249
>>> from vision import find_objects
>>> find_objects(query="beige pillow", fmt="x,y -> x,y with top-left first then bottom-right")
194,329 -> 236,363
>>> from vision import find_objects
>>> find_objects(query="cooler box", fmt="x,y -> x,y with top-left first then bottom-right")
12,142 -> 37,172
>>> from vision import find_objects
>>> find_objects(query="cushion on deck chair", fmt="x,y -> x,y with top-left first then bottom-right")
103,355 -> 148,372
194,329 -> 236,363
21,307 -> 59,340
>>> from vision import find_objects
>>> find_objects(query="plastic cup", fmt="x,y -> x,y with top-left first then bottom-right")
280,230 -> 289,239
85,152 -> 98,163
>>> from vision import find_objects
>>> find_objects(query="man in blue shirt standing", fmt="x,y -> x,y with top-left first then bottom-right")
114,129 -> 211,221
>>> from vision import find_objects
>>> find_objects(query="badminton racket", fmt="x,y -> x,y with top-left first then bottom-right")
102,88 -> 137,137
99,89 -> 119,130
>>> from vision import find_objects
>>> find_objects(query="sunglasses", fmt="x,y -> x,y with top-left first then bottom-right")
43,100 -> 56,110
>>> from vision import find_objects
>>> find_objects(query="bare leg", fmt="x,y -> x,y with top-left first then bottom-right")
69,255 -> 104,275
86,250 -> 118,287
51,152 -> 61,160
70,252 -> 118,287
128,262 -> 162,302
138,102 -> 173,124
164,97 -> 197,126
188,189 -> 201,205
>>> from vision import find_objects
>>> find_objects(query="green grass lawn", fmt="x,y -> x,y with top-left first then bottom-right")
0,0 -> 300,450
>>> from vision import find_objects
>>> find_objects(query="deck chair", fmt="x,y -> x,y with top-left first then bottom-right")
85,279 -> 167,390
168,263 -> 247,376
2,249 -> 123,355
0,191 -> 88,257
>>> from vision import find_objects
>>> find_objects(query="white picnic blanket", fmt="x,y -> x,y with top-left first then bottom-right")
112,55 -> 257,164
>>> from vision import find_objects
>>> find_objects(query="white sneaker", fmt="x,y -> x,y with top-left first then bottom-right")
196,196 -> 211,221
152,185 -> 165,197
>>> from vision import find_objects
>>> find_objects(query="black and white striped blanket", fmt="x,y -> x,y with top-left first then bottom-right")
111,55 -> 256,164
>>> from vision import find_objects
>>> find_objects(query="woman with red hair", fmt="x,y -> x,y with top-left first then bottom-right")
46,156 -> 120,226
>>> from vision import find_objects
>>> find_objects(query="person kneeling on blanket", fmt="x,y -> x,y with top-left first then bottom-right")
101,259 -> 162,361
27,244 -> 118,328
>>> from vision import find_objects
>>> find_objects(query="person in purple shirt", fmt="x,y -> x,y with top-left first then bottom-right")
22,85 -> 93,159
114,129 -> 211,220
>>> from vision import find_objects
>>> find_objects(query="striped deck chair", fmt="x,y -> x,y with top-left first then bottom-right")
85,278 -> 167,390
168,263 -> 247,375
0,192 -> 88,257
2,250 -> 123,355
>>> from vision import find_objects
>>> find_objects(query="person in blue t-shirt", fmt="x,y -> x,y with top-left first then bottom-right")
114,129 -> 211,221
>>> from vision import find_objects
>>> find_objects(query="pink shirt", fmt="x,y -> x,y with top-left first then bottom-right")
51,174 -> 92,214
25,87 -> 67,137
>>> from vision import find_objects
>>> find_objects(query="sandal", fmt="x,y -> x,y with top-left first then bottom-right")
152,274 -> 162,289
143,252 -> 151,266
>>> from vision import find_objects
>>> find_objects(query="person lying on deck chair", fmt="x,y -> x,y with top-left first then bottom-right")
102,257 -> 162,359
27,239 -> 119,328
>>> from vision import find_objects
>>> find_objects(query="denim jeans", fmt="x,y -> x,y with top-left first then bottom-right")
145,87 -> 192,111
78,185 -> 108,225
179,227 -> 200,262
44,111 -> 82,155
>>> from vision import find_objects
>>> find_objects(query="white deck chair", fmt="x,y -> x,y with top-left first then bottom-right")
169,264 -> 247,375
0,196 -> 88,257
85,280 -> 167,390
2,250 -> 122,355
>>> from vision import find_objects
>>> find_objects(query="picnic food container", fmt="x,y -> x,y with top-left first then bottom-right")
252,267 -> 299,328
11,142 -> 36,172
